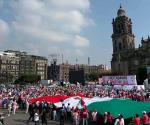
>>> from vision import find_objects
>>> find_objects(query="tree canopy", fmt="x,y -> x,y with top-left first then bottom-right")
14,74 -> 41,84
136,66 -> 147,85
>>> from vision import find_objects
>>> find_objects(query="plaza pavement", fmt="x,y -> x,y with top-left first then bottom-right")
2,110 -> 71,125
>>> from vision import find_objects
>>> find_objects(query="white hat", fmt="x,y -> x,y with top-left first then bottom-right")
143,111 -> 146,114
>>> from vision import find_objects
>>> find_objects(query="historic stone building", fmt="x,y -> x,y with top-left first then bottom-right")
0,50 -> 48,82
111,5 -> 150,75
47,63 -> 70,82
47,63 -> 110,82
0,52 -> 20,82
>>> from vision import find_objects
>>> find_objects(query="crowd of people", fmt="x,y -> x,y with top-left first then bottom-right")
0,83 -> 150,125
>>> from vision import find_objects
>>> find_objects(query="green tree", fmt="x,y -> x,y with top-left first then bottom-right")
86,72 -> 113,82
88,72 -> 99,81
14,74 -> 41,84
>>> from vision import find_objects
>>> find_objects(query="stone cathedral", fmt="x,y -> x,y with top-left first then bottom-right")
111,5 -> 150,75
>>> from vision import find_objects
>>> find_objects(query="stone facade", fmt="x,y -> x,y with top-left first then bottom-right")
47,63 -> 70,82
59,63 -> 70,82
47,63 -> 110,82
0,50 -> 48,82
0,52 -> 20,82
111,5 -> 150,75
34,56 -> 48,80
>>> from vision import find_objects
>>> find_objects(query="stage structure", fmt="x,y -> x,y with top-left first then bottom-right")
69,66 -> 85,85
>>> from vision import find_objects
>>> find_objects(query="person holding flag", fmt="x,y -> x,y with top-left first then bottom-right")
80,97 -> 87,110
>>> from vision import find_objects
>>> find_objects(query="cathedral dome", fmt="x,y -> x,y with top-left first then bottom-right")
117,4 -> 126,17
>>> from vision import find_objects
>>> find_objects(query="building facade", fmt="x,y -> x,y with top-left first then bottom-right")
47,63 -> 110,82
59,63 -> 70,82
47,64 -> 60,81
111,5 -> 150,75
0,50 -> 48,82
0,52 -> 20,82
47,63 -> 70,82
34,56 -> 47,80
19,55 -> 36,75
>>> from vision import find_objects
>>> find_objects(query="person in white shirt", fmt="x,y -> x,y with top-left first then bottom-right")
8,102 -> 12,116
0,114 -> 4,125
92,109 -> 98,125
26,99 -> 29,114
114,114 -> 124,125
67,103 -> 71,121
53,109 -> 57,121
34,111 -> 39,125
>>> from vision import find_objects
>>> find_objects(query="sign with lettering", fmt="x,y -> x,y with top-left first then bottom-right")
102,75 -> 137,85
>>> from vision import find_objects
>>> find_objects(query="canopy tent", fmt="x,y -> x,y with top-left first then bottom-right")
87,99 -> 150,119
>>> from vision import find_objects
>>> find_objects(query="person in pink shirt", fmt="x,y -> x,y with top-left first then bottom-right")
13,100 -> 17,114
133,114 -> 140,125
72,110 -> 79,125
141,111 -> 149,125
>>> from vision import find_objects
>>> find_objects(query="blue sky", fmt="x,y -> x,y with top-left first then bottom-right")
83,0 -> 150,66
0,0 -> 150,67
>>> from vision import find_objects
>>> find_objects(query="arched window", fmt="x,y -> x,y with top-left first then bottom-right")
123,43 -> 125,49
123,39 -> 126,49
119,43 -> 122,50
114,40 -> 117,52
115,45 -> 117,51
118,25 -> 121,33
130,43 -> 132,48
121,24 -> 124,33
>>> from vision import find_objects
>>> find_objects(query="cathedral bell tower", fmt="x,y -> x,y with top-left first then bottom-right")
111,5 -> 135,74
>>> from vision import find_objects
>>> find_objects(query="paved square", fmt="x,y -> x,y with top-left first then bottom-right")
3,111 -> 70,125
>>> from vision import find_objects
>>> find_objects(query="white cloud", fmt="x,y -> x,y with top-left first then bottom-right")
75,49 -> 84,56
48,0 -> 90,10
0,19 -> 9,42
12,22 -> 70,43
8,0 -> 92,42
74,35 -> 90,48
50,10 -> 88,33
0,0 -> 92,61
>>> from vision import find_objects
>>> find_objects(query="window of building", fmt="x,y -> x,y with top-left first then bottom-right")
123,43 -> 125,49
114,40 -> 117,51
123,39 -> 126,49
119,43 -> 122,50
130,43 -> 132,48
121,24 -> 124,33
115,46 -> 117,51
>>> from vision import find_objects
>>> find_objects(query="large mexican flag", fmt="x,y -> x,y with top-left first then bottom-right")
30,95 -> 150,119
54,96 -> 112,108
87,98 -> 150,119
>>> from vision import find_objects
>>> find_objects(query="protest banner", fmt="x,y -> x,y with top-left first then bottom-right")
102,75 -> 137,85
